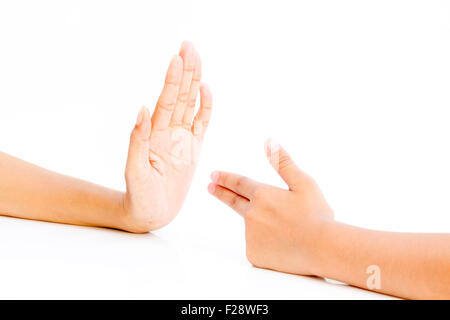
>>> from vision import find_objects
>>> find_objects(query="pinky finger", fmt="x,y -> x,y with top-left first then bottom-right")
208,183 -> 249,217
193,83 -> 212,136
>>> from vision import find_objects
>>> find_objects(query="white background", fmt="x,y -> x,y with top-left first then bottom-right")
0,0 -> 449,299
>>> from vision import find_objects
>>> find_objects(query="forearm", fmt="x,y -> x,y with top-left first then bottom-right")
0,152 -> 126,229
314,220 -> 450,299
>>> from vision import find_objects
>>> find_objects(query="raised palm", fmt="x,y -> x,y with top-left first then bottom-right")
122,42 -> 212,232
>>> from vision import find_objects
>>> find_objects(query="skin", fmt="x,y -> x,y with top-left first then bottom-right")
208,139 -> 450,299
0,41 -> 212,233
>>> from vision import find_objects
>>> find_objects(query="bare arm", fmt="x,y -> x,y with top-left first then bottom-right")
316,221 -> 450,299
0,152 -> 126,229
208,139 -> 450,299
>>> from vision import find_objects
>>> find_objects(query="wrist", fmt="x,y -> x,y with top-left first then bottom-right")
308,218 -> 341,277
118,193 -> 154,233
120,192 -> 176,233
112,191 -> 135,231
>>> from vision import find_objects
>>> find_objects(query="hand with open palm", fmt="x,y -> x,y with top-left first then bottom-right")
122,42 -> 212,232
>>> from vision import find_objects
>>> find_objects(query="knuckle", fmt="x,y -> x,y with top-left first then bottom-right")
157,101 -> 175,111
220,173 -> 229,186
188,99 -> 196,107
278,155 -> 292,171
181,122 -> 191,130
235,176 -> 245,189
214,186 -> 224,198
164,78 -> 179,86
177,92 -> 189,101
171,120 -> 182,126
252,187 -> 266,202
230,195 -> 239,208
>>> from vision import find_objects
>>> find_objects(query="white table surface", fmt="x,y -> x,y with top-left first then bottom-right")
0,206 -> 393,300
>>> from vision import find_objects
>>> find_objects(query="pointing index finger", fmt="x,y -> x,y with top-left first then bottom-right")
211,171 -> 260,200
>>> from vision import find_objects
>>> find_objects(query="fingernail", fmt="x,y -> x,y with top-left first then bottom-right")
265,138 -> 280,155
200,82 -> 210,93
211,171 -> 219,183
136,106 -> 145,126
181,40 -> 193,49
270,139 -> 280,152
208,183 -> 216,194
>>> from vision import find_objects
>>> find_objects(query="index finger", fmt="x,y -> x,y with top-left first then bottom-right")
208,183 -> 249,217
211,171 -> 261,200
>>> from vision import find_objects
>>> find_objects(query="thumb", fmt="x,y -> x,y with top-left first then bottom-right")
264,139 -> 309,190
126,107 -> 152,178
